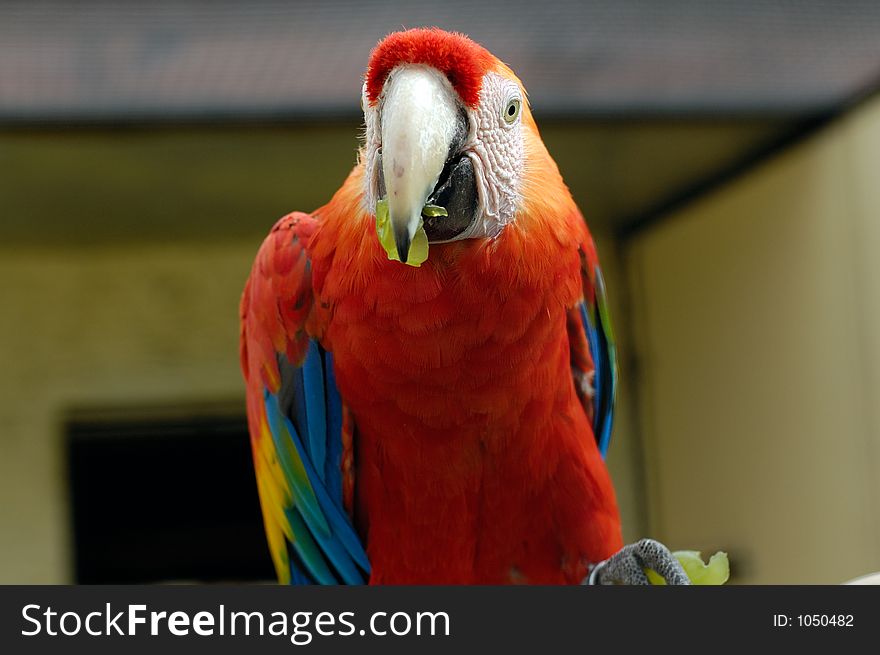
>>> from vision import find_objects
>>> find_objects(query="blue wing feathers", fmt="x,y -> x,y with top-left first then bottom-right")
280,410 -> 368,579
264,340 -> 370,585
302,341 -> 327,481
291,361 -> 309,458
263,392 -> 330,538
577,264 -> 617,459
323,351 -> 344,508
592,309 -> 613,456
287,550 -> 314,586
592,265 -> 617,456
284,507 -> 336,584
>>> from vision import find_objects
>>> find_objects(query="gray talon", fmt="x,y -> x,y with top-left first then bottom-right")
586,538 -> 691,586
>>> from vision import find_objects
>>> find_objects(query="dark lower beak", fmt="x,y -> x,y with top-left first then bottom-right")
423,154 -> 478,242
394,225 -> 412,264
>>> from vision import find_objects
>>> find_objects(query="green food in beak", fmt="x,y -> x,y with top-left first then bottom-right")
375,198 -> 447,267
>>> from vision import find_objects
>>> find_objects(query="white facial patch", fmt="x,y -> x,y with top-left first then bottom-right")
457,72 -> 525,240
362,80 -> 382,212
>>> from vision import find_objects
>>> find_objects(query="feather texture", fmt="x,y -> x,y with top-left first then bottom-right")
366,28 -> 495,107
240,213 -> 369,584
570,251 -> 618,457
240,29 -> 622,585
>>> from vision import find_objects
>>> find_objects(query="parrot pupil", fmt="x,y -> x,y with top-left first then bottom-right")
504,99 -> 521,123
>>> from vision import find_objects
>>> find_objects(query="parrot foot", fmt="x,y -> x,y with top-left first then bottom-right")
585,538 -> 691,585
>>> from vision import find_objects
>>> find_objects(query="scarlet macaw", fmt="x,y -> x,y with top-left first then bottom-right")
240,28 -> 688,585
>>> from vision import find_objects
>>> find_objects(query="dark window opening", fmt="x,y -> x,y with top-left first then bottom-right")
66,405 -> 275,583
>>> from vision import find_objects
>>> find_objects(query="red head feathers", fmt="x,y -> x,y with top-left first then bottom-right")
366,28 -> 496,108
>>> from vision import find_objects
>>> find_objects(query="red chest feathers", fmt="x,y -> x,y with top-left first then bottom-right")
311,235 -> 622,583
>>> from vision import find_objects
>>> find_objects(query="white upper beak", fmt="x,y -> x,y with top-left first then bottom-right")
380,65 -> 459,262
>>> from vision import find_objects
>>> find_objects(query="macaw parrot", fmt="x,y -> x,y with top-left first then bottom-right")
239,28 -> 689,585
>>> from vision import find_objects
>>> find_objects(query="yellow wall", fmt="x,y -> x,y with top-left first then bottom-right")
0,242 -> 256,582
0,121 -> 781,245
590,239 -> 647,545
628,94 -> 880,583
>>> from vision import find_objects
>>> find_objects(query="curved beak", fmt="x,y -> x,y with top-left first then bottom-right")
380,66 -> 460,263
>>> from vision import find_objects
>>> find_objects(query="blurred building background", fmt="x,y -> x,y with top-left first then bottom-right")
1,0 -> 879,584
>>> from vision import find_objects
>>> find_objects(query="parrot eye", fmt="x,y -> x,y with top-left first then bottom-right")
503,98 -> 521,124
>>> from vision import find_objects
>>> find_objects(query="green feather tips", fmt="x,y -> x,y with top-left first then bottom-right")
646,550 -> 730,585
375,198 -> 437,267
